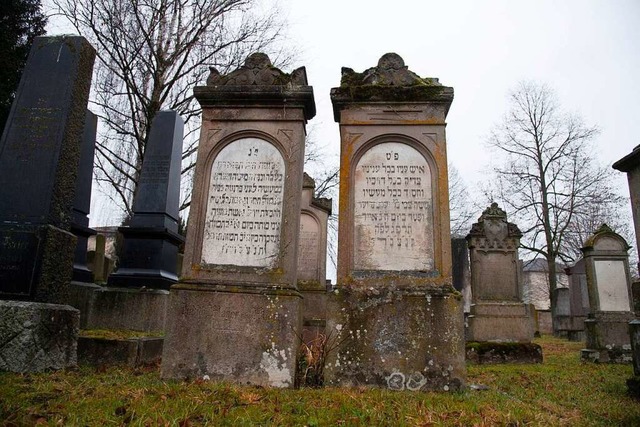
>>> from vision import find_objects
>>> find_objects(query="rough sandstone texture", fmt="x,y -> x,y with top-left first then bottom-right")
327,53 -> 465,390
161,53 -> 314,387
0,300 -> 79,372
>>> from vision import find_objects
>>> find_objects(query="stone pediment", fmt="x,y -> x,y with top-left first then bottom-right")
206,52 -> 308,87
330,53 -> 453,121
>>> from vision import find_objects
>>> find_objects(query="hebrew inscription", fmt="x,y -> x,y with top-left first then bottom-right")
202,137 -> 285,267
354,142 -> 433,271
297,213 -> 319,281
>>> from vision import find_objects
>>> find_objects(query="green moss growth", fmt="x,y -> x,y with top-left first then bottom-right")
79,329 -> 164,340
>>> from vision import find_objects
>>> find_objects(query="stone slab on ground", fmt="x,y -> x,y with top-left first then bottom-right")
77,337 -> 163,367
466,342 -> 543,365
0,300 -> 79,372
68,282 -> 168,332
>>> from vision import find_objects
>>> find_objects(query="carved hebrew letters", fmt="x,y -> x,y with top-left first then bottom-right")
202,137 -> 284,267
353,142 -> 433,270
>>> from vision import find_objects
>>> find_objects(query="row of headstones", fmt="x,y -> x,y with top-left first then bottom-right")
3,35 -> 638,392
0,38 -> 465,390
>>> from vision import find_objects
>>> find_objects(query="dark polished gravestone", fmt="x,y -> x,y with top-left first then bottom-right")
107,111 -> 185,289
71,111 -> 98,283
0,36 -> 96,304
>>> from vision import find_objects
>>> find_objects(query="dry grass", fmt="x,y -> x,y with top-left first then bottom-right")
1,336 -> 638,426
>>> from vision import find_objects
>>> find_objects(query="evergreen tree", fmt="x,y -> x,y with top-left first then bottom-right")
0,0 -> 47,135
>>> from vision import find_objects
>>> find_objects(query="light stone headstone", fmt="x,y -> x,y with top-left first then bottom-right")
297,173 -> 332,344
466,203 -> 534,342
326,53 -> 464,391
581,224 -> 634,363
161,53 -> 315,388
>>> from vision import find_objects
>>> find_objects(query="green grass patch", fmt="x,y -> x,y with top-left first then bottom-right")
1,336 -> 638,425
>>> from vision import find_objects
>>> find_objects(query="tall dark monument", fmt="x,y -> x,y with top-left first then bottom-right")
71,111 -> 98,283
107,111 -> 185,289
0,36 -> 96,304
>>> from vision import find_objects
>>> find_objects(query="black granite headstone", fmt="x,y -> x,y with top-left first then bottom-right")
107,111 -> 185,289
451,237 -> 469,292
71,111 -> 98,283
0,36 -> 96,304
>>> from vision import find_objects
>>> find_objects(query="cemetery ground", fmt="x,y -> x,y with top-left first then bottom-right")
1,337 -> 639,426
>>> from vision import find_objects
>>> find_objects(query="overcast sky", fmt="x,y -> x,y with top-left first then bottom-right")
45,0 -> 640,226
282,0 -> 640,196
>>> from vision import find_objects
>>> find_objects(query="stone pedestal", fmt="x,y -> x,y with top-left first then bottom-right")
326,53 -> 464,391
68,283 -> 168,332
627,320 -> 640,396
161,53 -> 315,387
466,203 -> 534,343
581,224 -> 634,363
0,36 -> 95,303
162,285 -> 301,386
0,300 -> 79,372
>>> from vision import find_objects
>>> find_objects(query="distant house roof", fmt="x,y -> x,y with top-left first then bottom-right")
522,258 -> 567,272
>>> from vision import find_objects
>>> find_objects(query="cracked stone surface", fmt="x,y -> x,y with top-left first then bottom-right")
0,300 -> 79,372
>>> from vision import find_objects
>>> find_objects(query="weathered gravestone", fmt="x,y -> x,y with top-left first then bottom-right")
161,53 -> 315,387
581,224 -> 634,363
612,147 -> 640,392
451,237 -> 471,313
0,36 -> 95,303
559,259 -> 589,341
108,110 -> 185,289
72,111 -> 185,333
298,173 -> 332,344
466,203 -> 535,343
325,53 -> 465,391
71,111 -> 98,284
0,36 -> 95,372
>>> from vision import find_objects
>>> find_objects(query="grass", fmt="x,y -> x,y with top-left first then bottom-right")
1,336 -> 638,426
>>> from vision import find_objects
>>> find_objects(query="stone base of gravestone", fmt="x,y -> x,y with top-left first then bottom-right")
467,303 -> 535,342
68,282 -> 168,332
628,320 -> 640,396
298,282 -> 328,345
535,309 -> 553,335
77,336 -> 163,367
108,227 -> 184,290
581,312 -> 635,363
466,342 -> 543,365
161,285 -> 302,387
0,300 -> 79,372
0,224 -> 76,304
632,281 -> 640,317
324,288 -> 465,392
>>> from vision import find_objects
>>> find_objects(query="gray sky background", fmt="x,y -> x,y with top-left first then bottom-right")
45,0 -> 639,234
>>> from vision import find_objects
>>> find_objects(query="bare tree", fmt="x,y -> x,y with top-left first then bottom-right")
448,163 -> 475,237
487,81 -> 624,327
49,0 -> 290,220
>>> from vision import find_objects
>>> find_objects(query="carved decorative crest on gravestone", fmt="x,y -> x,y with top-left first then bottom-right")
162,53 -> 315,388
326,53 -> 465,391
466,203 -> 534,342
